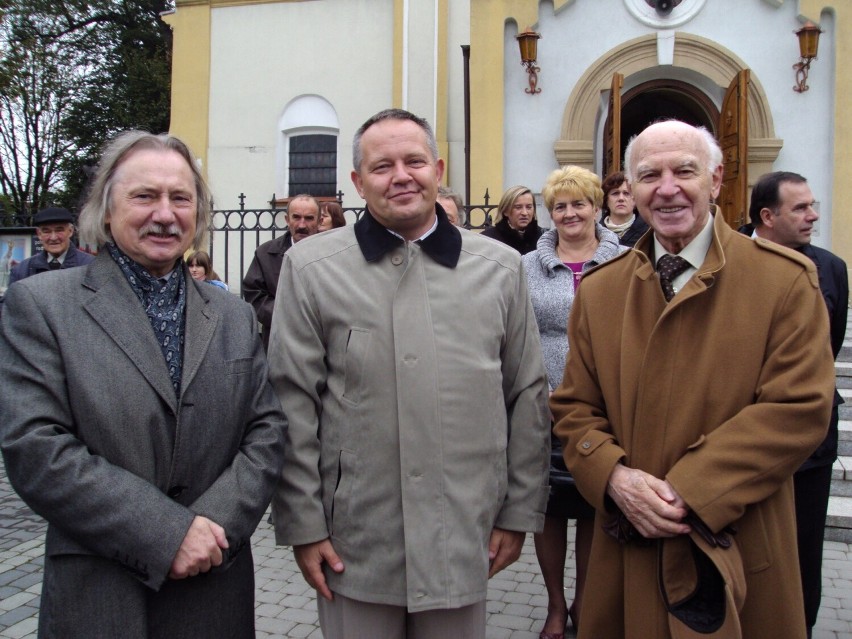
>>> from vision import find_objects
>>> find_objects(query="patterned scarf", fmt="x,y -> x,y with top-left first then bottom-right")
105,242 -> 186,396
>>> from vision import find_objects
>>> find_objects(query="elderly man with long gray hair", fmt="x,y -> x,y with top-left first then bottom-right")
0,131 -> 286,638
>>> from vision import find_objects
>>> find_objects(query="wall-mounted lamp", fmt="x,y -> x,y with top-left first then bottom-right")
516,28 -> 542,95
793,21 -> 822,93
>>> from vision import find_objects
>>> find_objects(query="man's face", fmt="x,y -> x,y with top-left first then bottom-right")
107,148 -> 197,277
286,198 -> 320,242
760,181 -> 818,249
630,121 -> 722,254
36,223 -> 73,258
437,197 -> 460,226
351,119 -> 444,240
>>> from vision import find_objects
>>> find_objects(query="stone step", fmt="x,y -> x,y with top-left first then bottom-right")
827,494 -> 852,543
840,421 -> 852,457
829,458 -> 852,541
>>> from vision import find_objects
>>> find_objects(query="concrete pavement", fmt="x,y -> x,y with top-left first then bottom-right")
1,461 -> 851,638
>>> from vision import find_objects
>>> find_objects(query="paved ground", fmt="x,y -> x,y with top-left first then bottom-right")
1,463 -> 851,639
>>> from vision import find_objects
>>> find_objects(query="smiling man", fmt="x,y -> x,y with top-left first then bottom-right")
0,131 -> 286,638
9,207 -> 94,286
550,120 -> 835,638
269,108 -> 549,639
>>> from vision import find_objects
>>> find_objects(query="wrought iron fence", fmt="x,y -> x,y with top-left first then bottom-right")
208,192 -> 498,293
0,192 -> 500,296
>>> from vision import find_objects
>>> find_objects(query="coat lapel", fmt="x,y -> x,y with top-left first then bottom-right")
82,253 -> 178,411
182,275 -> 219,394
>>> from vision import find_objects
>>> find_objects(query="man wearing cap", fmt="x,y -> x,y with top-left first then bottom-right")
551,120 -> 835,638
9,207 -> 94,285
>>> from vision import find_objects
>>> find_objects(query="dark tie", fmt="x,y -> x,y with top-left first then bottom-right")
48,258 -> 60,270
657,254 -> 689,302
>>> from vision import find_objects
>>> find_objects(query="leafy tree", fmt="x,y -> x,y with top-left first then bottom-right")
0,0 -> 173,219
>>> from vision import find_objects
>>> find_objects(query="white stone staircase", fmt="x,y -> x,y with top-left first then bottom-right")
827,325 -> 852,542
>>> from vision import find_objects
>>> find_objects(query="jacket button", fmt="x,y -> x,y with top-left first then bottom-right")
581,442 -> 591,449
167,486 -> 185,498
391,254 -> 403,265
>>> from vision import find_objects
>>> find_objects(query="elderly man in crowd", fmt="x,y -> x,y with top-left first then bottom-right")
551,120 -> 835,638
437,186 -> 466,227
0,131 -> 286,638
749,171 -> 848,638
269,108 -> 549,639
9,206 -> 94,284
242,193 -> 320,350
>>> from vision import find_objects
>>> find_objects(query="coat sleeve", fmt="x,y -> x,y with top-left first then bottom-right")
494,262 -> 551,533
0,283 -> 194,591
828,256 -> 849,360
241,250 -> 275,328
188,301 -> 287,563
665,269 -> 835,531
267,253 -> 330,546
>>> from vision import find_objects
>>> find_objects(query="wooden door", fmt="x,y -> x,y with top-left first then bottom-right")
603,72 -> 623,177
718,69 -> 749,229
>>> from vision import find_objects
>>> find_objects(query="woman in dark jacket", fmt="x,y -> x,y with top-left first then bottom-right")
600,171 -> 649,247
481,185 -> 543,254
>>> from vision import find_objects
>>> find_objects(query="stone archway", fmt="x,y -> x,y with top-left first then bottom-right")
553,32 -> 782,182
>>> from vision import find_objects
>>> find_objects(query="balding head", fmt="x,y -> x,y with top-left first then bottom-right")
624,120 -> 723,254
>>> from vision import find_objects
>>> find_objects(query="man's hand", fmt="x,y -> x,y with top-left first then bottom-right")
606,464 -> 690,538
488,528 -> 525,577
169,515 -> 229,579
294,538 -> 345,601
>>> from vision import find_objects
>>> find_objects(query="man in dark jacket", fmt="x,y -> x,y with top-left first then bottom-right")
749,170 -> 848,639
241,194 -> 320,350
9,207 -> 94,285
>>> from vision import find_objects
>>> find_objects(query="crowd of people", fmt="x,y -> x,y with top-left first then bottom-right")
0,109 -> 845,639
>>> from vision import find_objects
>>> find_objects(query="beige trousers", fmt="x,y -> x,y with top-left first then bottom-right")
317,592 -> 486,639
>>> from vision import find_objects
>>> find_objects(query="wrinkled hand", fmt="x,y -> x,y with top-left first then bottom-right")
606,464 -> 690,539
170,515 -> 228,579
488,528 -> 525,578
294,538 -> 345,601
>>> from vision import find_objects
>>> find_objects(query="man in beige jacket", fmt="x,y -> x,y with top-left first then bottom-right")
269,109 -> 550,639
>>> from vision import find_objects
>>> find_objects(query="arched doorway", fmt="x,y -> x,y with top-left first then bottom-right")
603,79 -> 719,178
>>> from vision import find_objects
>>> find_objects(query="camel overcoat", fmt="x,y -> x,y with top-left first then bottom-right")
0,253 -> 287,638
551,213 -> 835,639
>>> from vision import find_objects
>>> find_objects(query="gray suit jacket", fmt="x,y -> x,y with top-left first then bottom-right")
0,252 -> 286,637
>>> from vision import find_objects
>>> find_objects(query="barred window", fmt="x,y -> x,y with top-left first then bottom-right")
289,134 -> 337,197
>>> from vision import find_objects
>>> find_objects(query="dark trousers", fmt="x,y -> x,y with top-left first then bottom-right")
794,462 -> 833,635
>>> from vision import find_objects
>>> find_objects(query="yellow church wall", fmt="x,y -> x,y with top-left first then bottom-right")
162,4 -> 212,175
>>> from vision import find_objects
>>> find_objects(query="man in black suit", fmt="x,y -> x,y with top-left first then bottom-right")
749,170 -> 848,639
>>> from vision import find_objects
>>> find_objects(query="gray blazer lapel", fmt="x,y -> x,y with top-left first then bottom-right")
182,276 -> 219,393
82,254 -> 178,411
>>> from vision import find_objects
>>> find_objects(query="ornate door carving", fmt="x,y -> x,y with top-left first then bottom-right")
718,69 -> 749,229
603,72 -> 623,177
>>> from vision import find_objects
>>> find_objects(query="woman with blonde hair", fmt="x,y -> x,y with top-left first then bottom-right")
481,185 -> 542,254
523,166 -> 626,638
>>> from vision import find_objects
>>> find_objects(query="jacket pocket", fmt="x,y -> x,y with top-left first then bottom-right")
738,501 -> 772,573
225,358 -> 253,375
330,449 -> 356,538
342,328 -> 371,405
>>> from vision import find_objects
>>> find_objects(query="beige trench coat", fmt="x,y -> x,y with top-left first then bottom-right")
552,214 -> 835,639
270,219 -> 550,611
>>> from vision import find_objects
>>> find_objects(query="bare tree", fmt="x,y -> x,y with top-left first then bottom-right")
0,31 -> 81,219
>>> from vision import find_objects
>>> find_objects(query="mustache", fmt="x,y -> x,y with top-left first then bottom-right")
139,223 -> 183,239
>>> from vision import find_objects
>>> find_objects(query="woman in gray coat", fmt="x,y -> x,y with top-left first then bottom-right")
523,166 -> 625,639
